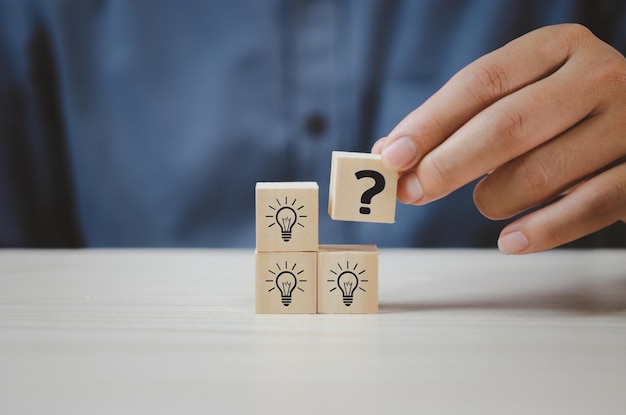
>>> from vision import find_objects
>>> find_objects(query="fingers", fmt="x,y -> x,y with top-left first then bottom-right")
375,23 -> 626,251
474,109 -> 626,220
371,137 -> 386,154
381,24 -> 583,174
381,24 -> 624,207
497,161 -> 626,254
409,53 -> 601,204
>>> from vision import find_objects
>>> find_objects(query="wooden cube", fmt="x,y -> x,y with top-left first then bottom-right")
317,245 -> 378,314
328,151 -> 397,223
256,182 -> 318,252
255,251 -> 317,314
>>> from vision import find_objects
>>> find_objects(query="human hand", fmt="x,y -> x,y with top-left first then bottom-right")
372,24 -> 626,254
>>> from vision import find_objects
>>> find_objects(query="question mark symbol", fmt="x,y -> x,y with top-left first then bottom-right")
355,170 -> 386,215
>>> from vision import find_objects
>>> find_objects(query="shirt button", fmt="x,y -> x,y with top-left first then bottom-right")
305,113 -> 327,137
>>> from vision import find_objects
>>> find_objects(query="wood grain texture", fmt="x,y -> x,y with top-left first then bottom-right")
1,249 -> 626,414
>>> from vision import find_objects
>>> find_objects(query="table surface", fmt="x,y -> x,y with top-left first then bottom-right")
1,249 -> 625,414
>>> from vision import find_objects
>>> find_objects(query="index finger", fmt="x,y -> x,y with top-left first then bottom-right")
379,24 -> 581,173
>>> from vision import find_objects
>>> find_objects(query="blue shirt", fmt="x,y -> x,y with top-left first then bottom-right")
1,0 -> 626,247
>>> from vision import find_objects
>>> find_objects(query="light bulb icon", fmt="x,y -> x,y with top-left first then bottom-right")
266,261 -> 307,308
327,261 -> 368,307
266,197 -> 307,243
275,270 -> 297,306
276,206 -> 297,242
337,270 -> 359,307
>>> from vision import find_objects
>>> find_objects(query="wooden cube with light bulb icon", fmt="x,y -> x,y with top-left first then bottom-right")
255,182 -> 319,252
317,245 -> 378,314
255,250 -> 317,314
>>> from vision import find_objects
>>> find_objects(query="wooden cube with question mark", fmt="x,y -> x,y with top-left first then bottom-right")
317,244 -> 378,314
256,182 -> 319,252
328,151 -> 397,223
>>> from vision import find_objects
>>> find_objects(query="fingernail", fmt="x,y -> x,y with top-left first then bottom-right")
399,173 -> 424,204
371,137 -> 386,154
498,230 -> 529,254
382,136 -> 417,170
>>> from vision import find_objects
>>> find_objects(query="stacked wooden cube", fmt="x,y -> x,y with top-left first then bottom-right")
255,152 -> 397,314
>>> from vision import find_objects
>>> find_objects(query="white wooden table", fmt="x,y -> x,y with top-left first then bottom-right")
1,249 -> 625,414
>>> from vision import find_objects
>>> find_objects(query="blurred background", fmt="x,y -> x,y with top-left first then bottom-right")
1,0 -> 625,248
